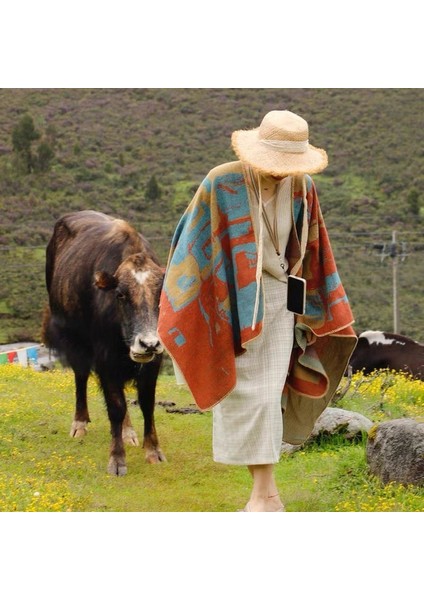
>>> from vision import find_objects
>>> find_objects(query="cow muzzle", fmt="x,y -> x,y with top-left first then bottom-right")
130,334 -> 163,364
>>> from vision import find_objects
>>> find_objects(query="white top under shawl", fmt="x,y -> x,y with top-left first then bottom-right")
248,175 -> 292,282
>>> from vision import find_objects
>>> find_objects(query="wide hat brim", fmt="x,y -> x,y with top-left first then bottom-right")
231,128 -> 328,176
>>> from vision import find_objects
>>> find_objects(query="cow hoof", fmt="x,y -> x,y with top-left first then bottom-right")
122,426 -> 140,447
145,448 -> 167,464
70,420 -> 88,438
107,456 -> 127,476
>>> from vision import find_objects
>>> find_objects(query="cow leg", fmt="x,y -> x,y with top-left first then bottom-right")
137,357 -> 166,463
70,369 -> 91,438
122,411 -> 140,447
99,374 -> 128,476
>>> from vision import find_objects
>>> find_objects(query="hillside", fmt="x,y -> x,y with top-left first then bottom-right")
0,88 -> 423,342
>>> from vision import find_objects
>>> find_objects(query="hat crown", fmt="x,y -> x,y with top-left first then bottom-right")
231,108 -> 327,176
259,110 -> 309,143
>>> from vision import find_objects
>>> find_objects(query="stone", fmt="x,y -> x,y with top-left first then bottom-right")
311,407 -> 373,440
280,442 -> 302,455
366,418 -> 424,485
280,407 -> 373,455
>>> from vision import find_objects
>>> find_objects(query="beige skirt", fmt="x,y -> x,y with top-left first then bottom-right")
213,272 -> 294,465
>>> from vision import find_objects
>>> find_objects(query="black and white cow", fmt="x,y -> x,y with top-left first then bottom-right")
349,330 -> 424,380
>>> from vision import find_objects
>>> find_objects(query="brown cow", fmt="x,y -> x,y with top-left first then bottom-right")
43,210 -> 166,475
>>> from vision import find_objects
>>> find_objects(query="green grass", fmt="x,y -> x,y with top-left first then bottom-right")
0,365 -> 423,512
0,300 -> 12,314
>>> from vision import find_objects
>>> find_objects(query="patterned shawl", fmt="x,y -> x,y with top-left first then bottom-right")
158,161 -> 357,444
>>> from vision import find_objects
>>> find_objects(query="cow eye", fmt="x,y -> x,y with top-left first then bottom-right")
116,290 -> 126,301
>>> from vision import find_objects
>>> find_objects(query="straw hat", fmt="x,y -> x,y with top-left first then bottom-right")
231,110 -> 328,176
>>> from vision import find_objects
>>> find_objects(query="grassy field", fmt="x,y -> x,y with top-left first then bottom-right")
0,364 -> 423,512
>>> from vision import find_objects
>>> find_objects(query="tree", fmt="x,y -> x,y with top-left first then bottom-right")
11,114 -> 40,173
35,141 -> 55,172
407,189 -> 420,217
145,175 -> 161,201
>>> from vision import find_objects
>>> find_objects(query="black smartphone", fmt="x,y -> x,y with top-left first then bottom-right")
287,275 -> 306,315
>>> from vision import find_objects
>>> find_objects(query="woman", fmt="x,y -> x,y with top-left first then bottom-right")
158,110 -> 357,512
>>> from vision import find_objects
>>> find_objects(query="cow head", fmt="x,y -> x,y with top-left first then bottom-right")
94,252 -> 164,363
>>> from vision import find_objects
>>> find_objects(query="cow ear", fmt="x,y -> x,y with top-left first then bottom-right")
94,271 -> 118,290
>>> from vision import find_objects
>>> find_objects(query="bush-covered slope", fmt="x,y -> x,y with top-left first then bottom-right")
0,88 -> 423,342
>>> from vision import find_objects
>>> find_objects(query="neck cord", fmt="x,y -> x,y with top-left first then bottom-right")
251,171 -> 286,272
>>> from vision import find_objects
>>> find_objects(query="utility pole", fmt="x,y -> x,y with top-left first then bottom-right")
373,230 -> 408,334
391,231 -> 400,334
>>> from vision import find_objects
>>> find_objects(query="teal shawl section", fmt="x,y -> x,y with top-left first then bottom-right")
162,162 -> 264,356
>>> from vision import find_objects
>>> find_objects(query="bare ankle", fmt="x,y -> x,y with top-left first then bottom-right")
247,495 -> 285,512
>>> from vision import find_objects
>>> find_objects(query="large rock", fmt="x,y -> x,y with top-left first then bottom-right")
280,407 -> 373,455
311,407 -> 373,439
366,418 -> 424,485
